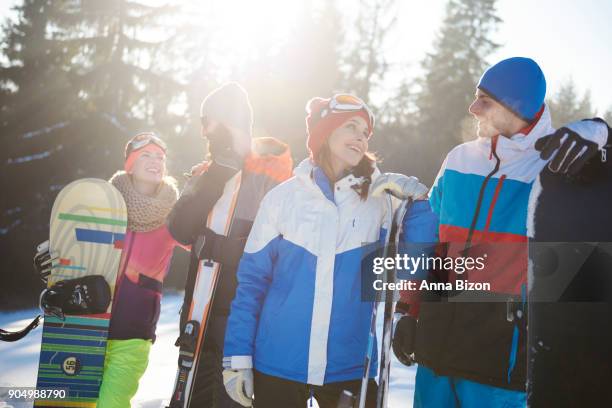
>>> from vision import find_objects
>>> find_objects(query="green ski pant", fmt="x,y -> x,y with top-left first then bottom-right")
97,338 -> 152,408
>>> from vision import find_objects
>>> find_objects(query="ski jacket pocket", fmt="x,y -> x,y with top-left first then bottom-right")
138,273 -> 162,293
109,274 -> 161,341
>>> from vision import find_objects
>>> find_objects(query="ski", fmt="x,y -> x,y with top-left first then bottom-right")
167,173 -> 242,408
376,199 -> 411,408
168,320 -> 200,407
355,197 -> 409,408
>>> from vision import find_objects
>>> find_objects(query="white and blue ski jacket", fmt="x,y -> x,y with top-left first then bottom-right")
224,158 -> 391,385
405,106 -> 554,390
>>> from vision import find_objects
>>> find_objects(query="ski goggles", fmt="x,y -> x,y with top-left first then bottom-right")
322,94 -> 375,130
125,132 -> 167,159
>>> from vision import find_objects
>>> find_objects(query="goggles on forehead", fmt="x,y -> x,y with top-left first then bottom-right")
320,94 -> 375,130
125,132 -> 167,159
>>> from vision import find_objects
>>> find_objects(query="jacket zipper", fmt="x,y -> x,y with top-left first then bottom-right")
440,136 -> 506,376
465,135 -> 502,250
483,175 -> 507,233
464,136 -> 526,384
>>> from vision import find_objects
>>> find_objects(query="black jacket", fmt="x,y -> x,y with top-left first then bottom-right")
528,141 -> 612,407
167,138 -> 293,343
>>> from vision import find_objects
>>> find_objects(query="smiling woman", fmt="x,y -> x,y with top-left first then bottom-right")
305,95 -> 377,198
327,116 -> 371,173
221,93 -> 385,407
93,132 -> 184,407
123,132 -> 168,195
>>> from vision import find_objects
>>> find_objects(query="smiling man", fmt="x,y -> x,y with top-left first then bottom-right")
393,57 -> 610,407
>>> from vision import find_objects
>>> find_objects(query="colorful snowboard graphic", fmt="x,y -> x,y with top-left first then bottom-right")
35,178 -> 127,407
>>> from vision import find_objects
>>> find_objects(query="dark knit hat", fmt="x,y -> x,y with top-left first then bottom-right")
200,82 -> 253,136
305,96 -> 373,158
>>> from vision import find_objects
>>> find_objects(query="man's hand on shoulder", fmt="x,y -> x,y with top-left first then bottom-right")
535,119 -> 610,176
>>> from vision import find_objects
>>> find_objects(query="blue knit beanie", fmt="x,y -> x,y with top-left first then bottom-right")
477,57 -> 546,122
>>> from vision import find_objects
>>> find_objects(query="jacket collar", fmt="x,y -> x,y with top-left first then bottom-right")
477,104 -> 554,153
475,104 -> 555,165
243,137 -> 293,182
294,158 -> 380,203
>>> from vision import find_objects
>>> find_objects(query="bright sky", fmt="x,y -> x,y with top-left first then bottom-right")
386,0 -> 612,113
1,0 -> 610,113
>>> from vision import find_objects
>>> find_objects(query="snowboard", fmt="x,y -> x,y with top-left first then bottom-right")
35,178 -> 127,407
528,154 -> 612,407
168,173 -> 242,408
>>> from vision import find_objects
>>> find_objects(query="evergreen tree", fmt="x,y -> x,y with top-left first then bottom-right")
339,0 -> 398,107
0,0 -> 73,129
47,0 -> 181,124
0,0 -> 184,134
0,0 -> 183,308
415,0 -> 501,179
547,78 -> 595,128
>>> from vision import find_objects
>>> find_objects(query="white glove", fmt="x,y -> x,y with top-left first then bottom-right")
223,368 -> 253,407
371,173 -> 429,200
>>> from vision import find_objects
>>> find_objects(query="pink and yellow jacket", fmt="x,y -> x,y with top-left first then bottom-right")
109,226 -> 182,341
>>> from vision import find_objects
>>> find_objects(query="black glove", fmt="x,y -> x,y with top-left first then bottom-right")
392,314 -> 417,367
198,227 -> 220,261
535,120 -> 609,176
198,227 -> 247,268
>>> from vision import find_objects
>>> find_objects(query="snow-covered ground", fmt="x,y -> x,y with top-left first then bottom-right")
0,292 -> 415,407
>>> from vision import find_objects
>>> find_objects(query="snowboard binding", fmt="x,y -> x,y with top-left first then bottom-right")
40,275 -> 111,320
33,240 -> 58,285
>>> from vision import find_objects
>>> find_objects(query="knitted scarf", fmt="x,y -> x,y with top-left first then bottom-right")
109,171 -> 179,232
